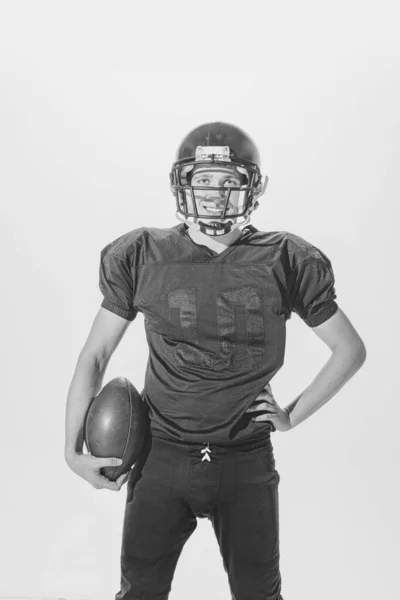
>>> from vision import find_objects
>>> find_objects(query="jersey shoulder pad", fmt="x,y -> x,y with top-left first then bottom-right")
284,231 -> 332,268
101,227 -> 147,258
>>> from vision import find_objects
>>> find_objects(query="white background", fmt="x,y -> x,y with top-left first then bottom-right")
0,1 -> 399,599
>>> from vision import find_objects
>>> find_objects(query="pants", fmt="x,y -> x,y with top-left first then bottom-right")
115,431 -> 284,600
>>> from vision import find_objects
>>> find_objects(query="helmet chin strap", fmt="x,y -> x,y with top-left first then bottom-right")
198,222 -> 234,236
197,221 -> 239,237
195,213 -> 252,237
176,208 -> 253,237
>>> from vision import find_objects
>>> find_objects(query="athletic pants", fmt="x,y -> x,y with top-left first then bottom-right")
115,430 -> 284,600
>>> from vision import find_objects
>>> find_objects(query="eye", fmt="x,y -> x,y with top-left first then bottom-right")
224,179 -> 240,187
194,178 -> 209,185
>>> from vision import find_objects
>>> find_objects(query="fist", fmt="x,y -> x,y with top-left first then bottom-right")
66,452 -> 131,491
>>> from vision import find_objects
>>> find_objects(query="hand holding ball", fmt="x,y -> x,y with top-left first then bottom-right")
84,377 -> 149,482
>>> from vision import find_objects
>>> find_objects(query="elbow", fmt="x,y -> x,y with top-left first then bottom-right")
333,338 -> 367,367
353,337 -> 367,365
358,343 -> 367,367
359,341 -> 367,364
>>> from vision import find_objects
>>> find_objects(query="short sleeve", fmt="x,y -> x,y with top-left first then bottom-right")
99,249 -> 138,321
289,256 -> 338,327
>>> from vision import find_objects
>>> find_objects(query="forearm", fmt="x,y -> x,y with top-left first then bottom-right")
285,346 -> 366,429
64,352 -> 107,461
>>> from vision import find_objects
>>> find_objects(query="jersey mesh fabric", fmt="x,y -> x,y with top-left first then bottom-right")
98,223 -> 338,446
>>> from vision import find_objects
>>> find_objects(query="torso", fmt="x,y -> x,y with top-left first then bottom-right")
100,222 -> 336,446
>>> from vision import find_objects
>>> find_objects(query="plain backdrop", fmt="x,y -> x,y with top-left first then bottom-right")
0,1 -> 399,599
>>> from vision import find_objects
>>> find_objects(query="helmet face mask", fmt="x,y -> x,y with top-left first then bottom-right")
170,124 -> 268,237
177,161 -> 254,230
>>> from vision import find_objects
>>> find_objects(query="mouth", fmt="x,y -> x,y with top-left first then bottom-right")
203,207 -> 224,215
200,201 -> 232,216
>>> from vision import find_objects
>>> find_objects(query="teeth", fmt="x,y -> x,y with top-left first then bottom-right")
202,205 -> 224,213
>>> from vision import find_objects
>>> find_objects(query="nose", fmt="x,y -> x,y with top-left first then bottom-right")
207,189 -> 228,202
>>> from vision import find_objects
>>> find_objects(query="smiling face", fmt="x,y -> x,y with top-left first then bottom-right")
188,165 -> 247,219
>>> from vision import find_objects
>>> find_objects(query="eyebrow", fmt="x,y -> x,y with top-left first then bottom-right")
192,173 -> 240,179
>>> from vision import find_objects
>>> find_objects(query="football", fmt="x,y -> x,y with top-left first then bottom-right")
84,377 -> 150,482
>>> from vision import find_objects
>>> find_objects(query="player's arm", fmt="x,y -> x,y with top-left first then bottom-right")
64,307 -> 131,466
65,242 -> 137,489
285,306 -> 367,428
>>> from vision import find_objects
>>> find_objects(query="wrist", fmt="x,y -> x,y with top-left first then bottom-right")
283,407 -> 293,427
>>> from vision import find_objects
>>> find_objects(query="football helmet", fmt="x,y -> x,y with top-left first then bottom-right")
170,122 -> 269,236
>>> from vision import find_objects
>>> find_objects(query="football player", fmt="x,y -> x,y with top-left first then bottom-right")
65,122 -> 367,600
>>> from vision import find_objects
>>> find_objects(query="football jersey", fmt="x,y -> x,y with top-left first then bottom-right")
99,223 -> 338,447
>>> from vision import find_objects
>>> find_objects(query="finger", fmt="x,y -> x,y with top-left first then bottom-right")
116,471 -> 130,488
97,457 -> 123,468
96,476 -> 120,491
260,395 -> 277,408
251,411 -> 276,421
252,414 -> 275,422
250,409 -> 275,417
263,398 -> 277,406
246,402 -> 268,412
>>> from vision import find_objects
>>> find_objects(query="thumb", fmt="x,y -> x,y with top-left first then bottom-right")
116,470 -> 131,488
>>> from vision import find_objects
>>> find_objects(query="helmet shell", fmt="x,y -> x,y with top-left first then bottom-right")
176,122 -> 261,166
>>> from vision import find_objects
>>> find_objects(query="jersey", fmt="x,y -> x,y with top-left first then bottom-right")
99,223 -> 338,447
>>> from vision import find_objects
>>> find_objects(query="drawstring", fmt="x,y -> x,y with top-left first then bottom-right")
201,443 -> 212,462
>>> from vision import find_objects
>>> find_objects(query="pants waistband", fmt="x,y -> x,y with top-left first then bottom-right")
150,429 -> 272,453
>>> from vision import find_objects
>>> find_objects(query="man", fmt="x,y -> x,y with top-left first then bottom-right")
65,122 -> 367,600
